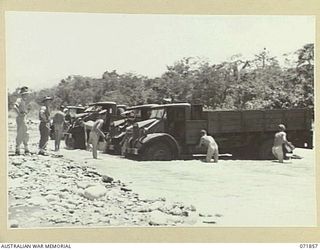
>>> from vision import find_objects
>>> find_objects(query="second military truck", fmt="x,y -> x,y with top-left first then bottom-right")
122,103 -> 313,160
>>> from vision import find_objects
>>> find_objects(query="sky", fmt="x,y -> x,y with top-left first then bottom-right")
5,12 -> 315,92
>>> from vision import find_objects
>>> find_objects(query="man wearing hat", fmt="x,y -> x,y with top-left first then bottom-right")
272,124 -> 295,163
38,96 -> 53,155
197,129 -> 219,163
13,86 -> 30,155
52,105 -> 66,152
88,110 -> 107,159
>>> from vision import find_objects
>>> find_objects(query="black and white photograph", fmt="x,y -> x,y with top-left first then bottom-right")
6,12 -> 315,228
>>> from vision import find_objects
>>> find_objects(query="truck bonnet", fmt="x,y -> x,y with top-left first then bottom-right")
126,118 -> 157,132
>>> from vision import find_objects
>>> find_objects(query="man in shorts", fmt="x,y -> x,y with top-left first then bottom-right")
52,105 -> 66,152
272,124 -> 294,163
88,110 -> 107,159
198,129 -> 219,163
13,86 -> 31,155
38,96 -> 53,155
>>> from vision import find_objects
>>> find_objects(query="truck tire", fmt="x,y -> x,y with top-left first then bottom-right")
258,138 -> 274,160
142,141 -> 173,161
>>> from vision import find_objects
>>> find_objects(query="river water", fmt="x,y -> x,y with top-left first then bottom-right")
63,147 -> 316,227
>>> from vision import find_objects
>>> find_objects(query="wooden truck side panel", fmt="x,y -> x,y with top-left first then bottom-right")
204,109 -> 310,135
185,120 -> 207,145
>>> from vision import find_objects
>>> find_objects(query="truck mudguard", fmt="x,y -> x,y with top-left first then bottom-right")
139,133 -> 180,158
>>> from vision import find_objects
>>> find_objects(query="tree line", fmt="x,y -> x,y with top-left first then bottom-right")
8,43 -> 314,115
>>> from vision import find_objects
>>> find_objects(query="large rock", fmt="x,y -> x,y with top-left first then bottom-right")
188,205 -> 196,212
136,206 -> 152,213
11,159 -> 24,166
9,178 -> 24,188
120,187 -> 132,192
45,194 -> 59,202
28,196 -> 49,206
76,189 -> 85,197
9,220 -> 19,228
84,185 -> 107,200
149,201 -> 164,211
102,175 -> 114,183
168,207 -> 188,216
148,210 -> 169,226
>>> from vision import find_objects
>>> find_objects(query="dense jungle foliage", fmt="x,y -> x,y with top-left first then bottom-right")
8,44 -> 314,113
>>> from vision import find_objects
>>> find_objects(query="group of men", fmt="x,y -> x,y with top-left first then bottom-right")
14,86 -> 109,159
198,124 -> 294,164
14,86 -> 66,156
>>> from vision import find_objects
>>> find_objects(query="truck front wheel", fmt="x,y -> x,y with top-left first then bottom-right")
142,141 -> 173,161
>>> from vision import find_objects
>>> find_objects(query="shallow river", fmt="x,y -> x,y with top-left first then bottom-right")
62,147 -> 316,227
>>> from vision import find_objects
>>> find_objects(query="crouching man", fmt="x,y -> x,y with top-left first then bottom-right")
272,124 -> 295,163
198,129 -> 219,163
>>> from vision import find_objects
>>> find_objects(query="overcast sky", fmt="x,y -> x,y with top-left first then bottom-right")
5,12 -> 315,92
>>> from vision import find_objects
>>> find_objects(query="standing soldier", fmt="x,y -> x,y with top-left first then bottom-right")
52,105 -> 65,152
88,110 -> 107,159
197,129 -> 219,163
13,86 -> 30,155
272,124 -> 295,163
38,96 -> 53,155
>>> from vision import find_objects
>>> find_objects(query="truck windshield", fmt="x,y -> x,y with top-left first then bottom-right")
69,109 -> 77,117
133,109 -> 142,118
150,108 -> 166,119
85,105 -> 113,113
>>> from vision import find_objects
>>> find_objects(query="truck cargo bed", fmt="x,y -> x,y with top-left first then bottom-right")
202,109 -> 311,134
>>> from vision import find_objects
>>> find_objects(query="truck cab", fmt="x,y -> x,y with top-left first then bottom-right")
123,103 -> 206,160
106,104 -> 158,154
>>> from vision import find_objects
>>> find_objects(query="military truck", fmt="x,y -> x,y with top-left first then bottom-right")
64,102 -> 123,149
122,103 -> 313,160
106,104 -> 158,154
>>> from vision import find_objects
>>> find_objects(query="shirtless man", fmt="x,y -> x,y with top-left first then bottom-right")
38,96 -> 53,155
52,105 -> 65,151
198,129 -> 219,163
88,110 -> 107,159
272,124 -> 294,163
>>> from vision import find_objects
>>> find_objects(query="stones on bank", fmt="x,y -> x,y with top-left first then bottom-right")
8,154 -> 204,228
83,185 -> 107,200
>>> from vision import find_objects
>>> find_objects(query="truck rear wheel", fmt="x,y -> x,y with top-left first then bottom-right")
258,138 -> 275,160
142,141 -> 173,161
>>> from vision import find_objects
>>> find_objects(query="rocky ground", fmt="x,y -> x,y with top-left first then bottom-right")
7,120 -> 208,228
